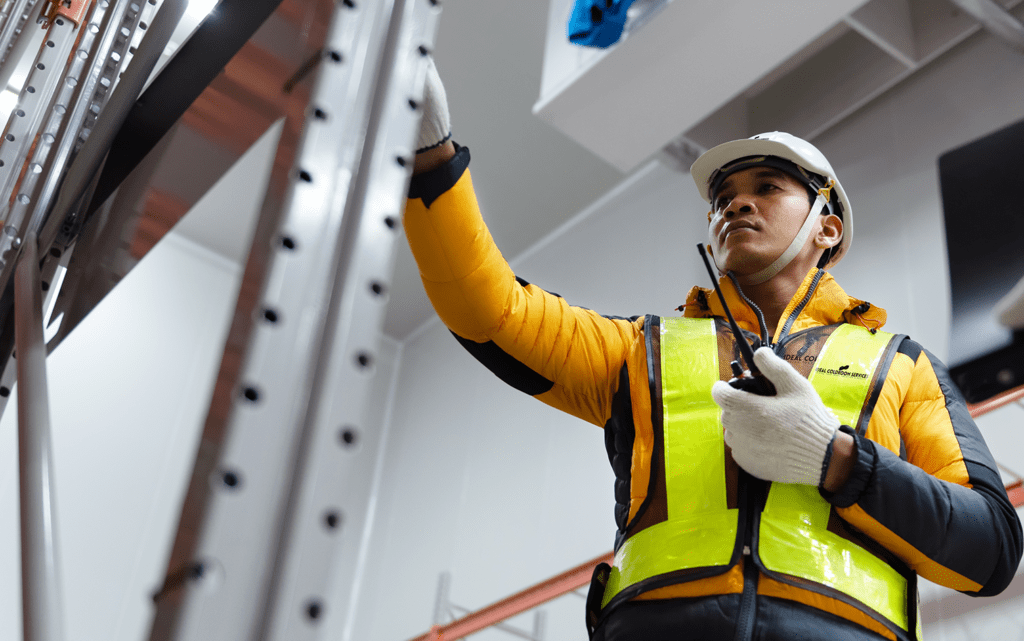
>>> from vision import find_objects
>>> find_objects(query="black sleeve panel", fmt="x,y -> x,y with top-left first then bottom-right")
604,363 -> 635,543
923,348 -> 1023,594
867,441 -> 1017,594
896,339 -> 922,362
451,331 -> 555,396
924,348 -> 1003,468
407,143 -> 471,208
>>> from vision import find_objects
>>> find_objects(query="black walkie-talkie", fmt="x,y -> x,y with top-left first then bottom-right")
696,244 -> 777,396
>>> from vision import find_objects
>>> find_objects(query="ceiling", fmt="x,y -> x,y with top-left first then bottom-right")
383,0 -> 625,339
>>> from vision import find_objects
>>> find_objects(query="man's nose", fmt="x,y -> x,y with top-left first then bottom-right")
725,197 -> 755,218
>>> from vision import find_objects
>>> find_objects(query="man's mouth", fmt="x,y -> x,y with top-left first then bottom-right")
722,222 -> 756,242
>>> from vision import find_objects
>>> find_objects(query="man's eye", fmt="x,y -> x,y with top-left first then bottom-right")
714,197 -> 729,210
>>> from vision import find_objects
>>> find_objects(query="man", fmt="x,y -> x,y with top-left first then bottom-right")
403,60 -> 1022,641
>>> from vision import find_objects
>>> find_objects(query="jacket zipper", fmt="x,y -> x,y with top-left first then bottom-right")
773,270 -> 825,348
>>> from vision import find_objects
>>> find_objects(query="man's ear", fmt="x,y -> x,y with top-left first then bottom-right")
815,213 -> 843,249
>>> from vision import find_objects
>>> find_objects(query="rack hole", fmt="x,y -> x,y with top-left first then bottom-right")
6,134 -> 14,142
55,105 -> 65,115
16,109 -> 24,117
221,471 -> 241,489
89,23 -> 99,33
408,98 -> 419,111
0,387 -> 9,397
46,40 -> 55,47
26,86 -> 35,93
342,0 -> 355,7
0,161 -> 5,167
281,236 -> 297,250
323,510 -> 341,530
139,21 -> 148,30
339,427 -> 359,447
329,50 -> 343,63
56,18 -> 64,26
384,216 -> 397,230
395,156 -> 407,168
418,45 -> 430,56
313,107 -> 328,120
242,386 -> 260,402
305,600 -> 323,622
370,282 -> 386,296
18,194 -> 30,205
36,63 -> 44,70
50,248 -> 61,258
298,169 -> 313,183
41,281 -> 49,292
355,353 -> 373,369
263,309 -> 279,323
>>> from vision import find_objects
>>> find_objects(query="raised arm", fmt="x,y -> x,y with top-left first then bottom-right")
402,59 -> 642,426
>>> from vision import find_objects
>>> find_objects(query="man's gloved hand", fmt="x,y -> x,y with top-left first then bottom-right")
416,56 -> 451,154
711,347 -> 840,486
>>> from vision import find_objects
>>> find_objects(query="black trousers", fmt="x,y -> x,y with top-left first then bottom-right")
593,594 -> 893,641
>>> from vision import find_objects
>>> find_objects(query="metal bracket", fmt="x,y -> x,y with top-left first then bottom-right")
432,573 -> 548,641
40,0 -> 88,28
948,0 -> 1024,54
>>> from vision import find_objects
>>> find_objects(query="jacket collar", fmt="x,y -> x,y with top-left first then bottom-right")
680,269 -> 887,341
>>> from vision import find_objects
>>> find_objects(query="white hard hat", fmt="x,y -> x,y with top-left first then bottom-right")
690,132 -> 852,273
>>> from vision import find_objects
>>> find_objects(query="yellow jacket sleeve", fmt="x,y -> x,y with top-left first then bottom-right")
405,163 -> 642,427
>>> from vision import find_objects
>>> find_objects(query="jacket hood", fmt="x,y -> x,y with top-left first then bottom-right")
680,269 -> 887,342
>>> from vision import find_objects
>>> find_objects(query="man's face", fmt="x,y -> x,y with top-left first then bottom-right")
707,167 -> 815,275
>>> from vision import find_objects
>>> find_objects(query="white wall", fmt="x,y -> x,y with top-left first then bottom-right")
355,19 -> 1024,641
0,232 -> 241,641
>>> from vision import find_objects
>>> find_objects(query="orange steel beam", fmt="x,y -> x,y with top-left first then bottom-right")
968,384 -> 1024,418
1007,481 -> 1024,509
408,551 -> 614,641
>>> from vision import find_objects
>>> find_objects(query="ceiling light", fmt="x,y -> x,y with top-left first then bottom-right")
0,89 -> 17,125
185,0 -> 219,23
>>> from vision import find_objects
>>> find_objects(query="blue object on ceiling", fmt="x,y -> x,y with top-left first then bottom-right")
567,0 -> 636,48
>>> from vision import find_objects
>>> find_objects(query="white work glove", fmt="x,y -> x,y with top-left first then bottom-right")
416,57 -> 452,153
711,347 -> 841,486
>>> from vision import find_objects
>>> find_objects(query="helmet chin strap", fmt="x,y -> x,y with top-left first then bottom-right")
742,180 -> 837,285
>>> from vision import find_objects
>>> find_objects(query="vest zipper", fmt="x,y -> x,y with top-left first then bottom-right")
734,470 -> 761,641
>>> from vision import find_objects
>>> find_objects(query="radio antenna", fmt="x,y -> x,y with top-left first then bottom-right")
696,244 -> 761,377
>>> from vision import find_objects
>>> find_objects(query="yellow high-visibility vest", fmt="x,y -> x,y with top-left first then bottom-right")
602,317 -> 920,639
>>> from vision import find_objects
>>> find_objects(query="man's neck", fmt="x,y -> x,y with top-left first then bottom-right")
735,267 -> 816,340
